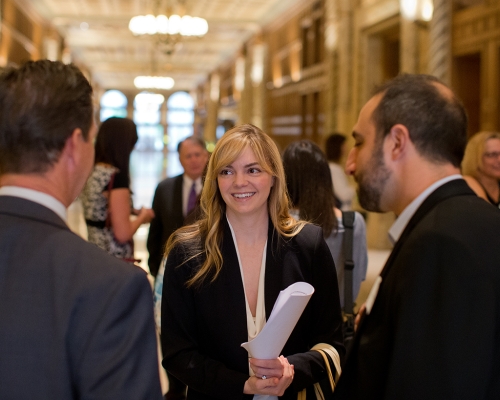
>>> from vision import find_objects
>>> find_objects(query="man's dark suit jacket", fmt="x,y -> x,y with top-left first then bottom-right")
147,174 -> 185,276
334,179 -> 500,399
161,219 -> 345,400
0,195 -> 163,399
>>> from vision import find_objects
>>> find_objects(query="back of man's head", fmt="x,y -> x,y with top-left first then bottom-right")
372,74 -> 468,168
0,60 -> 93,175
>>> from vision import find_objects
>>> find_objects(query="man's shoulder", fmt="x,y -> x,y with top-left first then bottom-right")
429,191 -> 500,226
36,227 -> 149,285
69,234 -> 147,277
406,193 -> 500,258
157,174 -> 183,189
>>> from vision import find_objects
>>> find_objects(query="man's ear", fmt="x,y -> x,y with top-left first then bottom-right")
61,128 -> 84,169
386,124 -> 410,161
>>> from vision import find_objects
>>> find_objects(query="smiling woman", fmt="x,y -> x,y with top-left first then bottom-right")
462,131 -> 500,208
159,124 -> 345,399
217,146 -> 274,221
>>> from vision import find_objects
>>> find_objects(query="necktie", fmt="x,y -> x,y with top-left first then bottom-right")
187,182 -> 197,215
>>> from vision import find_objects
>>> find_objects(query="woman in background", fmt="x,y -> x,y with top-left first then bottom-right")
462,131 -> 500,208
161,124 -> 344,399
325,133 -> 356,211
81,117 -> 154,260
283,140 -> 368,309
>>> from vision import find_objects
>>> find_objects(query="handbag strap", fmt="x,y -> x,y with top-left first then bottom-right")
311,343 -> 341,385
297,343 -> 342,400
342,211 -> 355,315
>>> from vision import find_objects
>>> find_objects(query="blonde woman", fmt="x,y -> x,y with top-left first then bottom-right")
462,131 -> 500,207
160,124 -> 344,399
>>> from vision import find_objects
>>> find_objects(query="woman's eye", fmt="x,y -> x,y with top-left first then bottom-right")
219,169 -> 232,176
248,167 -> 261,174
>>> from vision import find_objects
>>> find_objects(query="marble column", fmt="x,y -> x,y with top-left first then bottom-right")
326,0 -> 355,136
203,74 -> 219,143
429,0 -> 452,85
400,17 -> 420,74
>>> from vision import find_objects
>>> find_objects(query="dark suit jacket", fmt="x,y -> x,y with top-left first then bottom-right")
334,179 -> 500,399
0,196 -> 163,400
148,174 -> 185,276
161,218 -> 345,400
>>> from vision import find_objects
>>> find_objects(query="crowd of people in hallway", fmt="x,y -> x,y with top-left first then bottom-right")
1,59 -> 500,400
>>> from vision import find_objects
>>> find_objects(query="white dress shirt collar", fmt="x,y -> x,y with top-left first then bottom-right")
0,186 -> 67,222
388,175 -> 463,244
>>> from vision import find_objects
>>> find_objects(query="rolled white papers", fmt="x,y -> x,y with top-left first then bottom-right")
241,281 -> 314,359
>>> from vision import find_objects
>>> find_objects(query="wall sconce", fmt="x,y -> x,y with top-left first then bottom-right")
400,0 -> 433,22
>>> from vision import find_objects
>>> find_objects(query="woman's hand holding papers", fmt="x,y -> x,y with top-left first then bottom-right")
243,355 -> 294,396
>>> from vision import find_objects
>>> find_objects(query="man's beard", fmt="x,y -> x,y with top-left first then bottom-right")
355,145 -> 391,213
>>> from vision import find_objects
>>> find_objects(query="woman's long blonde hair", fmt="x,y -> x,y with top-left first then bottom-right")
165,124 -> 306,287
462,131 -> 500,178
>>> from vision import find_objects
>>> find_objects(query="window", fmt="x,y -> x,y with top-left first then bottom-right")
100,90 -> 128,121
133,92 -> 165,151
166,91 -> 195,151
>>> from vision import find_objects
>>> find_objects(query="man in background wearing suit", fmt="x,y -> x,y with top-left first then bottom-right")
0,60 -> 162,399
334,74 -> 500,399
147,136 -> 209,278
147,135 -> 208,400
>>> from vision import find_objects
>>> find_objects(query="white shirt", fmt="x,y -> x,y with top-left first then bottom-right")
182,175 -> 202,216
227,219 -> 275,400
388,175 -> 463,244
0,185 -> 67,222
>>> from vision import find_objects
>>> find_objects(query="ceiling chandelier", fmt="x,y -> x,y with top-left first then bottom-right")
129,0 -> 208,55
129,14 -> 208,37
134,76 -> 175,90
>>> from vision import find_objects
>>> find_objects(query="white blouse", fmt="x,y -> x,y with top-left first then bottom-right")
227,219 -> 276,400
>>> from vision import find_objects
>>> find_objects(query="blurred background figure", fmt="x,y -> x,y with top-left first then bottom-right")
325,133 -> 356,211
462,131 -> 500,208
283,140 -> 368,309
81,117 -> 154,261
147,136 -> 209,278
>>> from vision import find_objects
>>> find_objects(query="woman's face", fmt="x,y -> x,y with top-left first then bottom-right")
481,138 -> 500,180
217,146 -> 274,220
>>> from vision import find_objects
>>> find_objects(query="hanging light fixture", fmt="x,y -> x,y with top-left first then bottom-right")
400,0 -> 434,22
129,0 -> 208,55
134,76 -> 175,90
129,14 -> 208,37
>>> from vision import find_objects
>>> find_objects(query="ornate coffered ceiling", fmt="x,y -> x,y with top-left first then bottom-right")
25,0 -> 303,92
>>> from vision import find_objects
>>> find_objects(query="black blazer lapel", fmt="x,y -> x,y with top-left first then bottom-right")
354,179 -> 475,336
380,179 -> 475,279
264,222 -> 284,320
173,174 -> 184,226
